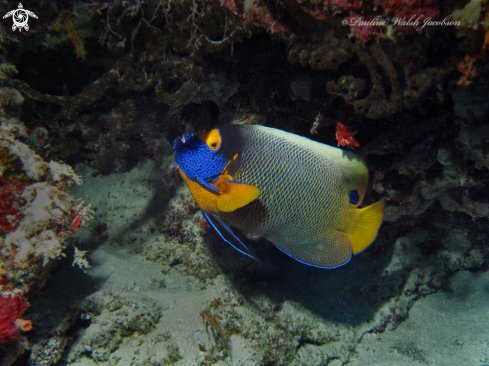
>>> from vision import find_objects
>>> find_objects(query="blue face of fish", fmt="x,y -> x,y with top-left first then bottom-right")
173,130 -> 228,193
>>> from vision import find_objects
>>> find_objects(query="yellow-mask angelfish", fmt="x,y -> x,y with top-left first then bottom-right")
173,125 -> 385,268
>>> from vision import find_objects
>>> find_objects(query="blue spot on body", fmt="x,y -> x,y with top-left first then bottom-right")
350,189 -> 360,205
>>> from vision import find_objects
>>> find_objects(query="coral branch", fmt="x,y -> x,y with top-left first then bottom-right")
327,44 -> 457,119
8,69 -> 120,119
456,55 -> 477,86
201,309 -> 227,343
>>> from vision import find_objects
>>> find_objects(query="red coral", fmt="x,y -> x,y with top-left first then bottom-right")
70,214 -> 82,233
382,0 -> 438,14
336,108 -> 360,148
330,0 -> 363,11
482,30 -> 489,54
244,0 -> 289,33
0,292 -> 32,345
96,222 -> 108,236
382,0 -> 439,32
0,180 -> 29,234
220,0 -> 237,14
336,122 -> 360,147
457,55 -> 478,86
199,219 -> 209,231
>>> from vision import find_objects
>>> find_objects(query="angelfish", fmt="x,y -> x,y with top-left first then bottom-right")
173,125 -> 385,268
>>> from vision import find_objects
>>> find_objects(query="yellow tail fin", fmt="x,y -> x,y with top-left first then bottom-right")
349,200 -> 385,254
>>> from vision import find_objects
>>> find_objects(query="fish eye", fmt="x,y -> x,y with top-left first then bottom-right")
198,129 -> 222,151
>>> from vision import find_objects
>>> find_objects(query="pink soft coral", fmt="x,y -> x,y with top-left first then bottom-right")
0,292 -> 32,345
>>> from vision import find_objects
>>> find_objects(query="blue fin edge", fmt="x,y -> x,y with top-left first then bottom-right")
273,239 -> 352,269
202,211 -> 258,261
224,179 -> 244,184
197,177 -> 220,193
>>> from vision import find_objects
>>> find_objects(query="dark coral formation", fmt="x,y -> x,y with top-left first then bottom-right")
1,0 -> 489,364
4,0 -> 247,117
0,0 -> 484,177
288,36 -> 356,71
0,0 -> 485,225
0,0 -> 485,211
327,44 -> 458,119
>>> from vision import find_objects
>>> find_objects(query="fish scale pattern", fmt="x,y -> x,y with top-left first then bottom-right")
221,125 -> 356,268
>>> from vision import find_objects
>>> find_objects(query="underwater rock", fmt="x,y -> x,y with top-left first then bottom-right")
67,294 -> 162,363
192,67 -> 240,106
0,87 -> 24,106
458,121 -> 489,171
449,81 -> 489,123
290,73 -> 312,102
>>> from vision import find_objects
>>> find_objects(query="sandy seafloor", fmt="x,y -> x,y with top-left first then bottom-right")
25,156 -> 489,366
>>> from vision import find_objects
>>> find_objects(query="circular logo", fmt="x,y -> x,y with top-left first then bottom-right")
3,3 -> 38,32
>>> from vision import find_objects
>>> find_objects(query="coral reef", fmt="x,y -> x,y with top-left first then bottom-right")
0,290 -> 31,345
0,0 -> 482,177
29,332 -> 68,366
0,0 -> 488,364
288,36 -> 356,71
327,44 -> 457,119
3,0 -> 248,120
0,115 -> 92,362
16,137 -> 489,365
65,293 -> 162,363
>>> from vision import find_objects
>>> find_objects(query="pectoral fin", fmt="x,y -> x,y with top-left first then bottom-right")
216,180 -> 260,212
202,211 -> 258,261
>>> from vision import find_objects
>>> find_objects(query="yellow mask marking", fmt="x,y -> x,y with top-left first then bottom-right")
198,129 -> 221,151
